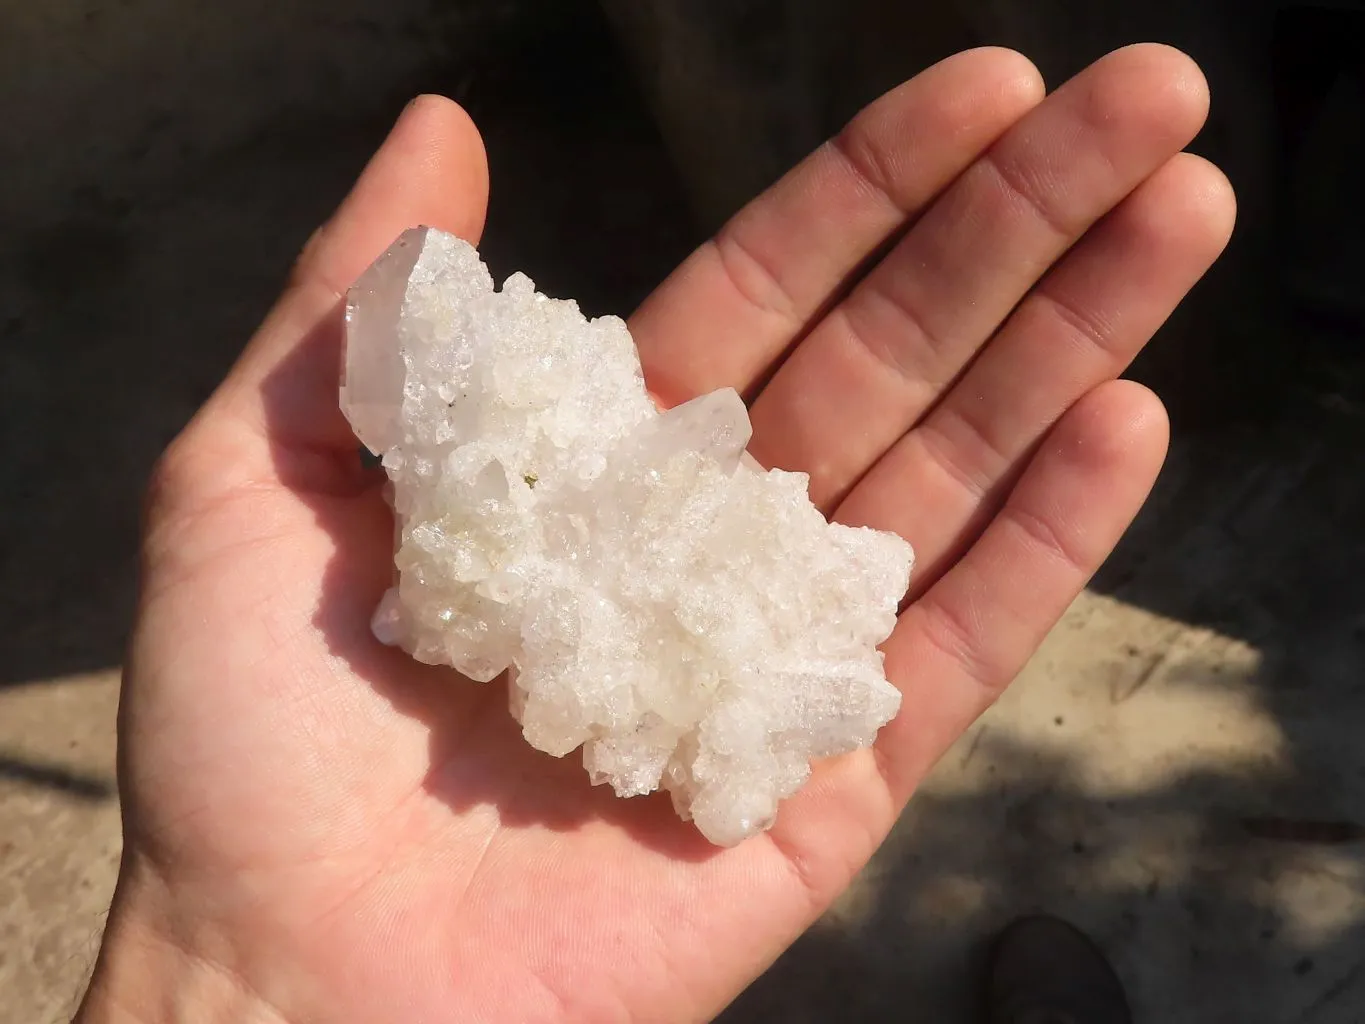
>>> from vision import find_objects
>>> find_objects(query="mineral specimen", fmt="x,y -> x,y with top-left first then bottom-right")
341,227 -> 914,846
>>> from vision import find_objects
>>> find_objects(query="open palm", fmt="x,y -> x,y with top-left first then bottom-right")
83,45 -> 1232,1024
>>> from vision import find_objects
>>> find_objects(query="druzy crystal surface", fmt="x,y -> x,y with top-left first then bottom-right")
341,227 -> 914,846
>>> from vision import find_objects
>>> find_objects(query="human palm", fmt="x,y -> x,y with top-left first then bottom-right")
83,46 -> 1233,1024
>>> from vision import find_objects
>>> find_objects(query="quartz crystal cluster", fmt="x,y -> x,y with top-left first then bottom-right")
341,227 -> 914,846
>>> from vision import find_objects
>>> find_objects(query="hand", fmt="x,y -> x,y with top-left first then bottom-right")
79,45 -> 1232,1023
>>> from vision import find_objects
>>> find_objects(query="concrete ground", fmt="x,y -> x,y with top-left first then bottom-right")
3,2 -> 1363,1022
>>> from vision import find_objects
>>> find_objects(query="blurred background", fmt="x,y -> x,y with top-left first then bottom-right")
1,1 -> 1362,1020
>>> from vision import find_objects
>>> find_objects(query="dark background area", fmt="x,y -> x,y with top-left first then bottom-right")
1,1 -> 1363,1020
0,0 -> 696,690
4,0 -> 1363,689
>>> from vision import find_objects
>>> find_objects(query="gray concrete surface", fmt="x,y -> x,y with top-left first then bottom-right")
2,2 -> 1363,1022
728,411 -> 1365,1023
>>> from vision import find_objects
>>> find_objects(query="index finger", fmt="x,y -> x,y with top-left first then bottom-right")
629,47 -> 1045,406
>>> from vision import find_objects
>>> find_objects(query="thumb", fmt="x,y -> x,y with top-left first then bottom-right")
203,95 -> 490,464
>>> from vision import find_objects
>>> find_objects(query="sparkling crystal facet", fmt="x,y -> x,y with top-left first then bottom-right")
341,227 -> 914,846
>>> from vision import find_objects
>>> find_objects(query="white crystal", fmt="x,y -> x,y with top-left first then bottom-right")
342,227 -> 914,846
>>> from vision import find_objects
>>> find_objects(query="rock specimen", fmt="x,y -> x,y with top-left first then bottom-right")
341,227 -> 913,846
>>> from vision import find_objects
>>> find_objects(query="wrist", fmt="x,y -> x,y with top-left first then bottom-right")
75,863 -> 288,1024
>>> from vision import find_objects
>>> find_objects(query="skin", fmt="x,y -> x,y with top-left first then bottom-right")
77,44 -> 1234,1024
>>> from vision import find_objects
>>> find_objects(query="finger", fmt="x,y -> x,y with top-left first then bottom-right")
205,95 -> 489,456
839,153 -> 1234,594
630,48 -> 1046,406
873,380 -> 1169,801
747,44 -> 1208,509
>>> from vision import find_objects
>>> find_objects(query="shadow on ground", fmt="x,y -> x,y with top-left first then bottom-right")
726,404 -> 1365,1023
727,733 -> 1365,1022
1,1 -> 1363,1021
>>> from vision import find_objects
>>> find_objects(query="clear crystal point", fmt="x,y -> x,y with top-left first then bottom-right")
341,226 -> 428,455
